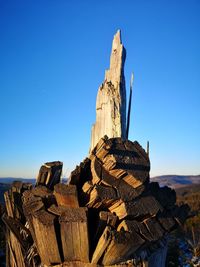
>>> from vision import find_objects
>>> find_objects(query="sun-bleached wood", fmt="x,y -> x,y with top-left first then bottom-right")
90,30 -> 126,151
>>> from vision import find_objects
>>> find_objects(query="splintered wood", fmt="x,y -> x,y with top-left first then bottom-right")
3,138 -> 190,267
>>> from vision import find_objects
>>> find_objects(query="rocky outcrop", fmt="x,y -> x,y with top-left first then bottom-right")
90,30 -> 126,151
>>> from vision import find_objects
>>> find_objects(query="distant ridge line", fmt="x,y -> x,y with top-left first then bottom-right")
151,174 -> 200,189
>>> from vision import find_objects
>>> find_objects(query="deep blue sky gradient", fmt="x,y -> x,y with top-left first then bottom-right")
0,0 -> 199,178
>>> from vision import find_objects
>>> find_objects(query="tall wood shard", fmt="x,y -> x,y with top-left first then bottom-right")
3,31 -> 190,267
90,30 -> 126,151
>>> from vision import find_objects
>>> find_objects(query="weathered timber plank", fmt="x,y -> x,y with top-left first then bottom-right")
36,161 -> 63,190
31,185 -> 56,208
109,196 -> 162,220
2,214 -> 29,250
117,219 -> 154,242
90,136 -> 111,161
59,208 -> 89,262
48,204 -> 74,216
4,189 -> 26,267
101,229 -> 144,265
32,209 -> 61,265
92,211 -> 117,251
91,226 -> 112,264
54,183 -> 79,207
92,156 -> 145,201
86,184 -> 118,208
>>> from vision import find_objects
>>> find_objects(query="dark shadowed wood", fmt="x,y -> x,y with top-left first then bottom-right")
69,158 -> 92,187
143,218 -> 164,241
157,212 -> 176,232
2,214 -> 30,250
93,211 -> 117,247
109,196 -> 163,220
101,229 -> 144,265
91,226 -> 112,264
118,219 -> 156,242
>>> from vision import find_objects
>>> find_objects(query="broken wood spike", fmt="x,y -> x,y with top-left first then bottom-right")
93,211 -> 118,246
36,161 -> 63,190
54,183 -> 79,208
91,226 -> 112,264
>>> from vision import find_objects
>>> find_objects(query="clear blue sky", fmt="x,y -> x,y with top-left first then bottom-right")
0,0 -> 199,178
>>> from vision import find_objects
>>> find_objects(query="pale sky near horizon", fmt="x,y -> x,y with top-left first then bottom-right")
0,0 -> 199,178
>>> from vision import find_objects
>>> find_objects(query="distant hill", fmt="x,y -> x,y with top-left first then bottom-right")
0,177 -> 35,184
151,175 -> 200,188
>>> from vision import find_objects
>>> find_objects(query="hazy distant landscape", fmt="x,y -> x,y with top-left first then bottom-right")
151,174 -> 200,188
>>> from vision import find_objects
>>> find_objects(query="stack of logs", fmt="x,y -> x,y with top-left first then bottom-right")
3,136 -> 190,267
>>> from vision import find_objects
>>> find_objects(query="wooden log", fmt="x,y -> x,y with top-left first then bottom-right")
31,185 -> 52,198
36,161 -> 63,190
93,211 -> 117,245
90,138 -> 151,189
109,196 -> 163,220
103,154 -> 150,172
22,192 -> 44,217
90,136 -> 110,161
31,185 -> 56,208
54,183 -> 79,207
48,204 -> 85,216
99,211 -> 117,228
2,214 -> 30,250
4,191 -> 14,218
82,181 -> 93,194
22,191 -> 44,248
124,140 -> 149,163
32,209 -> 61,265
149,182 -> 176,209
117,220 -> 154,242
101,229 -> 144,265
86,184 -> 118,209
157,212 -> 176,232
143,217 -> 164,241
91,226 -> 112,264
81,181 -> 94,204
4,190 -> 26,267
59,207 -> 89,262
91,156 -> 145,201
